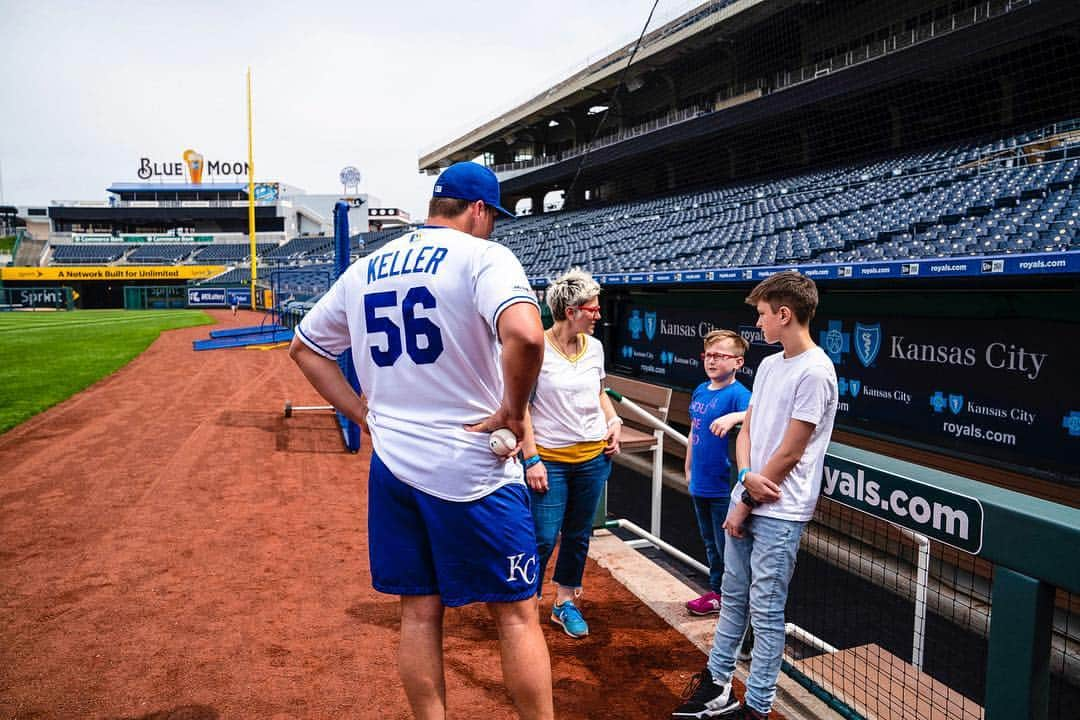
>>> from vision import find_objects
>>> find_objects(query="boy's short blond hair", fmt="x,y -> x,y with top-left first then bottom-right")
703,329 -> 748,356
745,271 -> 819,325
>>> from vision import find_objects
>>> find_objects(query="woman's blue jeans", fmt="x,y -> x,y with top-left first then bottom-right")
529,453 -> 611,592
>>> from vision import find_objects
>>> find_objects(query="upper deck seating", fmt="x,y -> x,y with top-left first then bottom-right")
490,129 -> 1079,277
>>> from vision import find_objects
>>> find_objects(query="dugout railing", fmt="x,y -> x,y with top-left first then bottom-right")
790,443 -> 1078,720
601,379 -> 1079,720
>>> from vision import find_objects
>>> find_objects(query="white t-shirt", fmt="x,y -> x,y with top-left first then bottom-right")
531,333 -> 607,448
736,345 -> 838,522
296,225 -> 538,501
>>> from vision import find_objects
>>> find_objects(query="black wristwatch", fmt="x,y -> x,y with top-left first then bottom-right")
742,493 -> 760,509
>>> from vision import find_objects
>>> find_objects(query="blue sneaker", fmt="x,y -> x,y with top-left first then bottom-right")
551,600 -> 589,638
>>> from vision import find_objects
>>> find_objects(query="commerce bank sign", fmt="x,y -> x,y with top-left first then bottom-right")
137,148 -> 249,183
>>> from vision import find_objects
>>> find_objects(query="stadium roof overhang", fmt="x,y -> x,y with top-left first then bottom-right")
417,0 -> 798,173
498,0 -> 1080,197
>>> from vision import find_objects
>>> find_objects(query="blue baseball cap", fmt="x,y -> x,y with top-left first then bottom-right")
432,162 -> 515,218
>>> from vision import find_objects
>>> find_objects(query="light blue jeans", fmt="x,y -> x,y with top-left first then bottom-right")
707,514 -> 806,715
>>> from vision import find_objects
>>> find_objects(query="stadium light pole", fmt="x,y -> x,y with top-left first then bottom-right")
246,67 -> 257,311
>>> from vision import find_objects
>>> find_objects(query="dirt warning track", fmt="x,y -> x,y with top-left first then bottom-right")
0,310 -> 715,719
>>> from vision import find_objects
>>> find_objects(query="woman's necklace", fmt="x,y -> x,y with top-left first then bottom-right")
547,328 -> 580,363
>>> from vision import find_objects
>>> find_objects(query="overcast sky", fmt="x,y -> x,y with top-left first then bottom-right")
1,0 -> 695,219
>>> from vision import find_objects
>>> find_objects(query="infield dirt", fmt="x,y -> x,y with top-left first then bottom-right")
0,310 -> 764,719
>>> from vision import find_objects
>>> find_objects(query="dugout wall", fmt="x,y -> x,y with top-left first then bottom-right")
593,276 -> 1080,497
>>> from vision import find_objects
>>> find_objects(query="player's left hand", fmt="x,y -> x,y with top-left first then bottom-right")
356,393 -> 370,434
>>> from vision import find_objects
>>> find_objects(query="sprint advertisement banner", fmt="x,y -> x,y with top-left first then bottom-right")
1,266 -> 225,281
614,301 -> 1078,480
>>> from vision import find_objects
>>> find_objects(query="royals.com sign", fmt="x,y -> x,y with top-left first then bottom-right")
821,455 -> 984,553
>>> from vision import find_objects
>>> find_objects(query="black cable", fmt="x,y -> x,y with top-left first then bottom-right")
564,0 -> 662,209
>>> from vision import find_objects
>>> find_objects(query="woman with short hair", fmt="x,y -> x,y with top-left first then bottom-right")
521,267 -> 622,638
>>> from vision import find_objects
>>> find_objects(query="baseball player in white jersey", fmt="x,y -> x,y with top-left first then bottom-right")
289,162 -> 553,719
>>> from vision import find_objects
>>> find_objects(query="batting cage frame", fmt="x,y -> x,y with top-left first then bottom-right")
333,201 -> 363,453
278,202 -> 363,453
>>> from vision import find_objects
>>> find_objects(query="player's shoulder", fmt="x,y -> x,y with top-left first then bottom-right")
477,237 -> 521,263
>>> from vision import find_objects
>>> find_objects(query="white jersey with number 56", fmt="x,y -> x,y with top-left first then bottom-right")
296,225 -> 538,501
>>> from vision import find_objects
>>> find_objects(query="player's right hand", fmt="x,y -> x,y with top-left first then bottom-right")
464,407 -> 527,452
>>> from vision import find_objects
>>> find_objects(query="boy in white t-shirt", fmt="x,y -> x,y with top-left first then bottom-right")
673,271 -> 838,720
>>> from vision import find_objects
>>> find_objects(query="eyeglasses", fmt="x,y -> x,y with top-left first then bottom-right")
572,305 -> 601,316
701,351 -> 740,361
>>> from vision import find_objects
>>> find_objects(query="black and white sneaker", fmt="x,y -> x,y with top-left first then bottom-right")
671,668 -> 741,718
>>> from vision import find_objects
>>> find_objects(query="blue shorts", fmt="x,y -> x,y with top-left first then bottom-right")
368,451 -> 540,607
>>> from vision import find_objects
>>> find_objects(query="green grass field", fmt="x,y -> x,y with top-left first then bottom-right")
0,309 -> 213,434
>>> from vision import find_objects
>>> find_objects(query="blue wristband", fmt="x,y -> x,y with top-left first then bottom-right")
523,455 -> 542,469
738,467 -> 750,484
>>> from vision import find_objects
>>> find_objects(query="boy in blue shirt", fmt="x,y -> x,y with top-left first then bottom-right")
684,329 -> 751,616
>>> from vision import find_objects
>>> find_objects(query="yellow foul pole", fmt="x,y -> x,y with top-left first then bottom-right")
247,67 -> 257,310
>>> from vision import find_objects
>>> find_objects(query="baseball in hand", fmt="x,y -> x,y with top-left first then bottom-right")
489,428 -> 518,456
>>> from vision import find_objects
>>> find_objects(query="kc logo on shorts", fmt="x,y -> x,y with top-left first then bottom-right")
506,552 -> 538,584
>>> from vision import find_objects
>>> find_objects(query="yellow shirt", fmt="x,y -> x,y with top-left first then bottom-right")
537,439 -> 607,464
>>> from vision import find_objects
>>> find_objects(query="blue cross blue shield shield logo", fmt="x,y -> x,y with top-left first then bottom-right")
854,323 -> 882,367
849,379 -> 862,397
949,394 -> 964,415
644,312 -> 658,341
